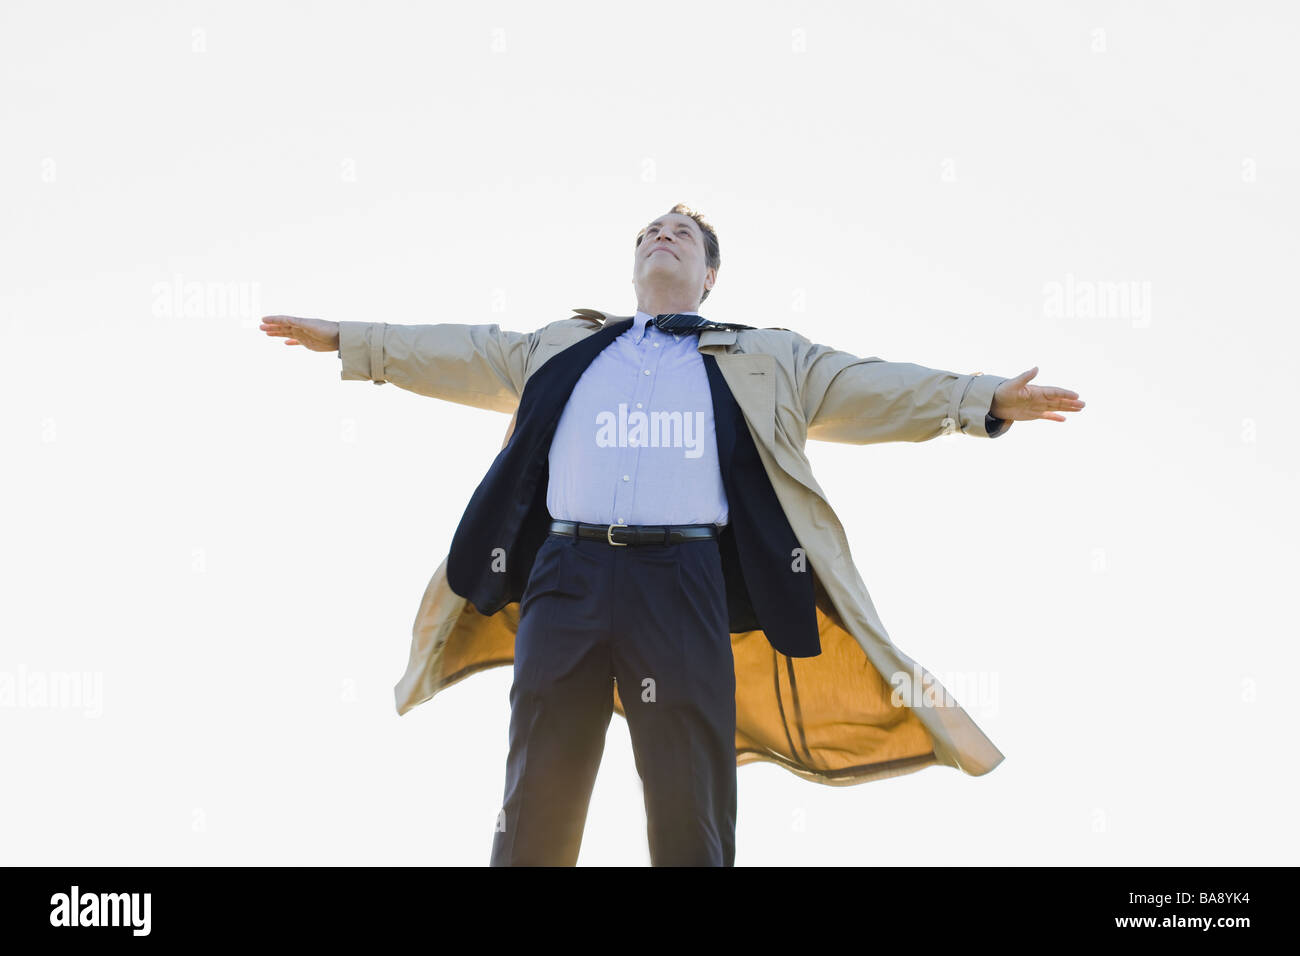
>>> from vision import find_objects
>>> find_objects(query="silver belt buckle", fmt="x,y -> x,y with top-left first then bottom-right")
607,523 -> 629,546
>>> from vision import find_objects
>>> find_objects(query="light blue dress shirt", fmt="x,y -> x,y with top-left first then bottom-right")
546,310 -> 729,528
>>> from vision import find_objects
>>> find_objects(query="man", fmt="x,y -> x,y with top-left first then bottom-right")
259,203 -> 1085,866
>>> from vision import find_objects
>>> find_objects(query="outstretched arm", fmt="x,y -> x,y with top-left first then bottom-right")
258,315 -> 538,414
795,336 -> 1083,443
797,336 -> 1010,443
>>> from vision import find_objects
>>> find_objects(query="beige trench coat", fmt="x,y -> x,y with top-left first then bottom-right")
337,308 -> 1012,786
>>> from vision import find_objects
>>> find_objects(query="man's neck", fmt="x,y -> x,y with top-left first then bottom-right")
635,291 -> 701,317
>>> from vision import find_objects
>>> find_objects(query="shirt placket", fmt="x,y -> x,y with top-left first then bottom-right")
611,320 -> 668,526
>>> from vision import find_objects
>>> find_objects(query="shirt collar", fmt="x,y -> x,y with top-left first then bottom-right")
633,309 -> 699,341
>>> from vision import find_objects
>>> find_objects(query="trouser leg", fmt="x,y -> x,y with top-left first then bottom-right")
611,537 -> 737,867
490,533 -> 614,866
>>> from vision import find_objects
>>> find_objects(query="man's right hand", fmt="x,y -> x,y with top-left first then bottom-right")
258,315 -> 341,352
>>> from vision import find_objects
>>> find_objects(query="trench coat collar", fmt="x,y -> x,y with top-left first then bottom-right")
570,307 -> 739,348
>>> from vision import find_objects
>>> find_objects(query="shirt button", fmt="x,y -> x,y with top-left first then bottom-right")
617,516 -> 624,523
652,343 -> 660,348
642,368 -> 651,375
635,402 -> 643,409
622,475 -> 629,481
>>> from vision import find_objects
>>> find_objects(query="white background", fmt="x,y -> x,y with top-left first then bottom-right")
2,0 -> 1296,865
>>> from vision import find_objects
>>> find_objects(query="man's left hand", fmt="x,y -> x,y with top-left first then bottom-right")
990,367 -> 1085,423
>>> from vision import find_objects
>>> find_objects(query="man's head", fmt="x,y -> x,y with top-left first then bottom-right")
632,203 -> 720,311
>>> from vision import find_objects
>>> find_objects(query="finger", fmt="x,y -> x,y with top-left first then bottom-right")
285,339 -> 300,346
1029,388 -> 1084,410
1014,365 -> 1039,384
1040,412 -> 1065,422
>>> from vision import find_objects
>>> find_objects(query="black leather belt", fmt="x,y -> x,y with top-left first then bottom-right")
548,519 -> 720,547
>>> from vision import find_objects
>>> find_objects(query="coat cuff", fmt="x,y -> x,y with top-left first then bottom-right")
951,372 -> 1013,438
339,320 -> 386,384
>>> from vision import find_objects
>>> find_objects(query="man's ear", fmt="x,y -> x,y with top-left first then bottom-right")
704,267 -> 716,292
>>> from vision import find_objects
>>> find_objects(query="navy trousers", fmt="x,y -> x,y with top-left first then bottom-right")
489,528 -> 737,866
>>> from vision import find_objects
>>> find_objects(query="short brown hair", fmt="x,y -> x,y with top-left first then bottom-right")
634,203 -> 721,302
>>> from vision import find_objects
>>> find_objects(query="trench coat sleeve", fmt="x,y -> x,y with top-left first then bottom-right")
336,320 -> 537,414
794,334 -> 1014,443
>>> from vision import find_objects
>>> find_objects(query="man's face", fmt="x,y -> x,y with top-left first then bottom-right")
633,212 -> 715,304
